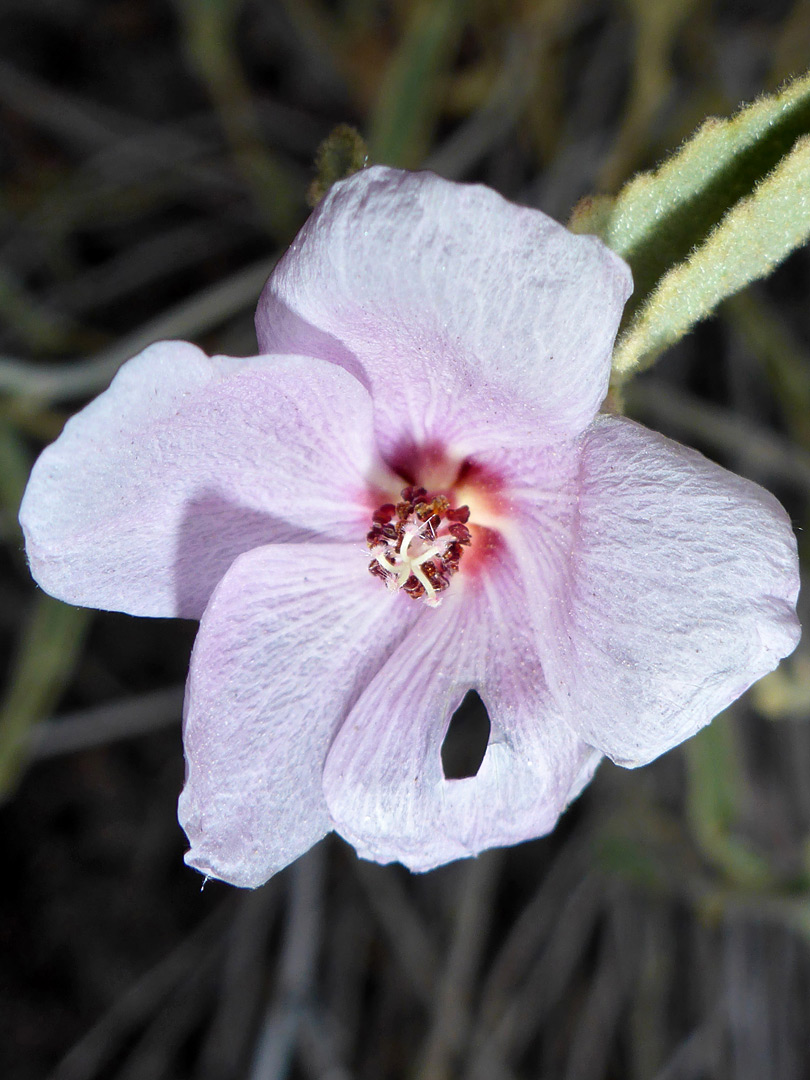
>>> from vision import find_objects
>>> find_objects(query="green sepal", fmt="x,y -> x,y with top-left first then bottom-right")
308,125 -> 370,207
568,194 -> 615,239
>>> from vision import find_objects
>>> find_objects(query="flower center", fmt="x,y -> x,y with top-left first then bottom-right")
367,486 -> 471,606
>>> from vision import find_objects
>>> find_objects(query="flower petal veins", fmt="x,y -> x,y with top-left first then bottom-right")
19,166 -> 800,886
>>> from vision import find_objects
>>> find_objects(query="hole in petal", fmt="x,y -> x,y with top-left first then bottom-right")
441,690 -> 490,780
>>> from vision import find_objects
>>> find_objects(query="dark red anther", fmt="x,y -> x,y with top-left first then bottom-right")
446,505 -> 470,523
422,561 -> 450,592
433,570 -> 451,592
444,541 -> 462,566
368,489 -> 474,604
419,494 -> 451,520
373,503 -> 396,524
403,574 -> 425,599
449,523 -> 471,545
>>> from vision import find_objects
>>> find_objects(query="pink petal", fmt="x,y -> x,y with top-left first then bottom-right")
322,553 -> 600,871
179,543 -> 421,888
541,415 -> 801,767
256,166 -> 632,458
20,341 -> 384,619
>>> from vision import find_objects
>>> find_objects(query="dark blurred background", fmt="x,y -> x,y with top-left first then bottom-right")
2,1 -> 810,1078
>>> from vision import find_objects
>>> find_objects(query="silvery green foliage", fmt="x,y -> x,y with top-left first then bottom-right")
570,69 -> 810,377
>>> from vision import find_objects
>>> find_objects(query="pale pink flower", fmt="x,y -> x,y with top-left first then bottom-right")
20,167 -> 800,887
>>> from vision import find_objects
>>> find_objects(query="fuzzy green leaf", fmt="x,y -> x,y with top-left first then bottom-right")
595,69 -> 810,310
613,134 -> 810,374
